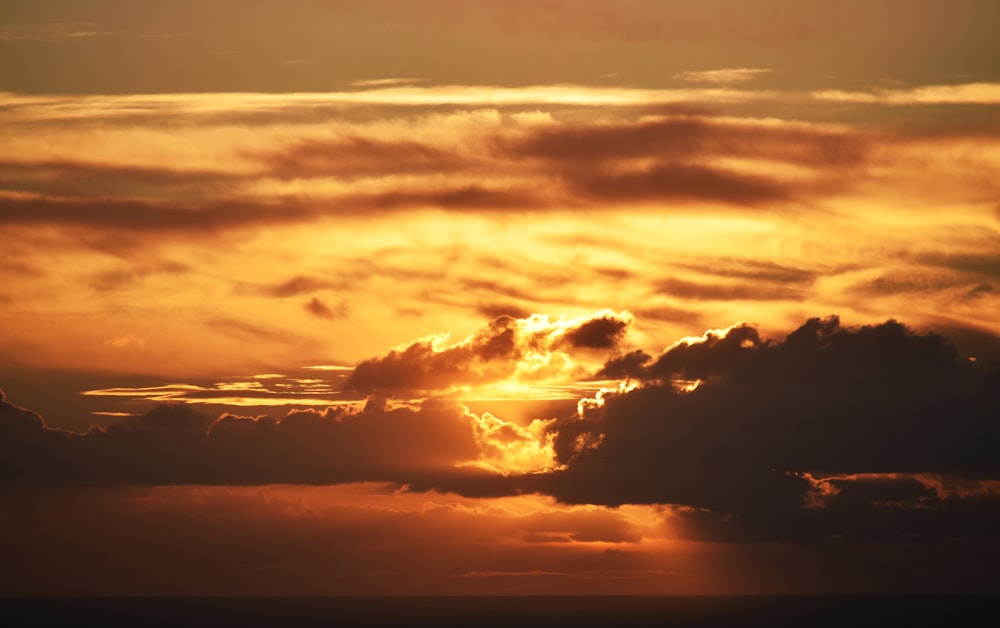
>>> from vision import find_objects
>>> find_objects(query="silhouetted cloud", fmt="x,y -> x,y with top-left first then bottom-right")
529,316 -> 1000,541
3,315 -> 999,546
0,395 -> 486,486
344,311 -> 635,394
560,313 -> 629,349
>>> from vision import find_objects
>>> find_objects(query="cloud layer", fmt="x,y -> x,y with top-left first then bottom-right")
4,315 -> 999,547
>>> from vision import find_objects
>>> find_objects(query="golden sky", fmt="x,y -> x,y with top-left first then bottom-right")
2,0 -> 999,597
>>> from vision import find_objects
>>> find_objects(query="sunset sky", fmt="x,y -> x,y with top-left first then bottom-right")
2,0 -> 999,596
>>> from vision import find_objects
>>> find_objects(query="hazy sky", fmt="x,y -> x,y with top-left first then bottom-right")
2,0 -> 999,596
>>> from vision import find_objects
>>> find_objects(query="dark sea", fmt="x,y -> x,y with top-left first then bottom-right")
3,596 -> 997,627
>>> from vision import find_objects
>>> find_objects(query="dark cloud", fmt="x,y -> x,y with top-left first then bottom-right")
204,317 -> 287,341
675,257 -> 820,285
361,184 -> 539,211
265,275 -> 337,298
0,396 -> 482,487
204,400 -> 481,483
304,297 -> 340,319
0,112 -> 880,236
921,322 -> 1000,364
493,115 -> 870,207
595,349 -> 653,379
344,316 -> 517,393
0,387 -> 46,438
86,259 -> 190,292
344,311 -> 634,393
0,159 -> 238,199
504,115 -> 867,168
0,196 -> 312,232
0,186 -> 538,235
658,276 -> 807,301
526,316 -> 1000,541
915,252 -> 1000,279
568,162 -> 788,206
851,271 -> 977,297
255,137 -> 469,178
560,314 -> 629,349
4,314 -> 999,547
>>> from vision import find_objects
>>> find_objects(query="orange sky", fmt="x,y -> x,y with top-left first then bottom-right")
2,0 -> 999,597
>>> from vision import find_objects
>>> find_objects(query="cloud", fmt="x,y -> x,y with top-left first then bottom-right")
254,137 -> 469,179
560,314 -> 629,349
0,395 -> 496,486
814,83 -> 1000,105
849,270 -> 991,299
0,22 -> 123,41
16,95 -> 1000,235
496,114 -> 868,207
0,388 -> 46,437
0,159 -> 239,201
0,196 -> 308,232
674,257 -> 821,285
656,276 -> 809,302
0,87 -> 768,125
0,187 -> 538,233
81,371 -> 350,408
673,68 -> 773,85
261,275 -> 337,298
304,297 -> 339,319
502,115 -> 867,168
350,77 -> 424,88
567,163 -> 788,206
527,316 -> 1000,541
103,334 -> 146,348
915,252 -> 1000,279
343,310 -> 636,394
4,313 -> 1000,547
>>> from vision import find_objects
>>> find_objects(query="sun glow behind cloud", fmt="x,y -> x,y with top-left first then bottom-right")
3,0 -> 1000,597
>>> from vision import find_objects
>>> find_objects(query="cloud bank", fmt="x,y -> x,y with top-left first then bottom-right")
3,314 -> 999,546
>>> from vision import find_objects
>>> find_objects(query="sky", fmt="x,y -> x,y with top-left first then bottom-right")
1,0 -> 999,596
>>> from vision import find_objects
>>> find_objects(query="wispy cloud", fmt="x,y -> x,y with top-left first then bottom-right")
673,68 -> 773,85
814,82 -> 1000,105
0,22 -> 124,41
350,77 -> 424,88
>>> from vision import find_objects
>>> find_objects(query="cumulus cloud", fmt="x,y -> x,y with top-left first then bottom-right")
343,310 -> 635,394
530,316 -> 1000,541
